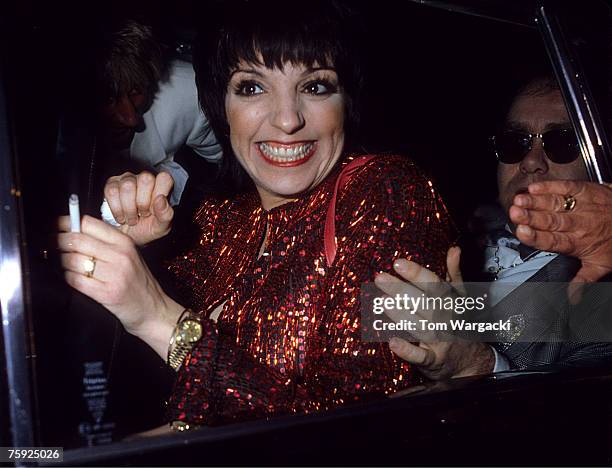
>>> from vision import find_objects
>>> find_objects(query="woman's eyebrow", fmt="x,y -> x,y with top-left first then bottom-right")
228,66 -> 337,80
304,66 -> 337,75
229,68 -> 264,79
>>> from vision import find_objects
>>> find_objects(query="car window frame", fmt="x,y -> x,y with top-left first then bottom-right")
0,63 -> 35,447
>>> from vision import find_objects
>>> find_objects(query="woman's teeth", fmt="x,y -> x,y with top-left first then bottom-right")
259,142 -> 314,162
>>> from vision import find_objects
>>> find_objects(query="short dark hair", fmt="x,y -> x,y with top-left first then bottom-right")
516,75 -> 560,99
193,0 -> 364,193
96,20 -> 168,101
500,75 -> 561,126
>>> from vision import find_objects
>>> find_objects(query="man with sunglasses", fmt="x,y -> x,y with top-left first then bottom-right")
376,76 -> 612,379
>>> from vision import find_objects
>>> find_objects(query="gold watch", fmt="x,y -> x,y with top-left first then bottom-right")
167,309 -> 203,371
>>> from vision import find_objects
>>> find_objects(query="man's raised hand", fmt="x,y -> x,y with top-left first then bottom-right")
103,171 -> 175,246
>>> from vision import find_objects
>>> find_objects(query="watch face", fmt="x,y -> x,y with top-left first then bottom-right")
177,319 -> 203,343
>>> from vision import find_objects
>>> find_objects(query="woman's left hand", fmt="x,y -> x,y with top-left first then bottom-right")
58,215 -> 183,357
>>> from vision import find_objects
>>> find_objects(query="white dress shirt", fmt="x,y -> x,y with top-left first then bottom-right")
130,60 -> 223,205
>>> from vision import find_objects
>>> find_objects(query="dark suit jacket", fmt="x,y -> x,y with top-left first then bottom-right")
490,255 -> 612,370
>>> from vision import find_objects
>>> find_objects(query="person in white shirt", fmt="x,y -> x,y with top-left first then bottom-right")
98,20 -> 222,206
129,59 -> 222,206
376,76 -> 612,378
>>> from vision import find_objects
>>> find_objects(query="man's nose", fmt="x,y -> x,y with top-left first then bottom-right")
113,95 -> 141,128
270,95 -> 305,134
519,137 -> 549,174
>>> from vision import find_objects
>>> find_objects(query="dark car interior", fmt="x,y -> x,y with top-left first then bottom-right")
1,0 -> 612,465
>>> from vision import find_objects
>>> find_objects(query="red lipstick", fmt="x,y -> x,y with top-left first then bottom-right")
256,141 -> 317,168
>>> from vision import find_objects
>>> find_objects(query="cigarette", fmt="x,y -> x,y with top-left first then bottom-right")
69,194 -> 81,233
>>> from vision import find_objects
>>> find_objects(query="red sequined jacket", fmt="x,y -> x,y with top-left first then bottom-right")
167,155 -> 453,426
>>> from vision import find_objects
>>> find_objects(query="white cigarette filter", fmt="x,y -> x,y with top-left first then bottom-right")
69,194 -> 81,233
100,199 -> 121,227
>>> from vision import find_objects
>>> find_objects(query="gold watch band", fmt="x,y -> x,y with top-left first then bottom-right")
167,339 -> 193,371
167,308 -> 203,371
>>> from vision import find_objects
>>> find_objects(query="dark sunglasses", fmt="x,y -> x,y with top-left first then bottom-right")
491,128 -> 581,164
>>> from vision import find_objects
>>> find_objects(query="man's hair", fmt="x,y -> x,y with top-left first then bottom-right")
500,74 -> 561,127
192,0 -> 364,193
96,20 -> 167,101
515,75 -> 560,99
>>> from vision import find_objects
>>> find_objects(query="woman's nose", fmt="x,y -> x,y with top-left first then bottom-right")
270,96 -> 305,134
519,137 -> 549,174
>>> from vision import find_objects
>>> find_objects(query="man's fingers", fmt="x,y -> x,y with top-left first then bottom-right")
513,192 -> 568,212
528,180 -> 586,198
375,273 -> 432,322
151,195 -> 174,234
103,171 -> 167,226
393,259 -> 439,283
515,225 -> 575,254
375,272 -> 422,299
389,338 -> 435,367
510,206 -> 578,233
381,302 -> 434,341
136,172 -> 156,218
104,173 -> 136,225
445,246 -> 465,294
118,174 -> 139,226
393,259 -> 450,297
152,172 -> 174,200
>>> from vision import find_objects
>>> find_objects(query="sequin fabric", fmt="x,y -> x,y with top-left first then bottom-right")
167,155 -> 453,426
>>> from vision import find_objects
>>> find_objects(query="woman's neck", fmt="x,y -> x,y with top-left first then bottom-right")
257,187 -> 297,211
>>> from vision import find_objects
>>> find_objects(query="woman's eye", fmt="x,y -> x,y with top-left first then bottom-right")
236,81 -> 264,96
304,80 -> 336,95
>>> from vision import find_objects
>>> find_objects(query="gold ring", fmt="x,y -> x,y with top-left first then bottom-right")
563,194 -> 577,212
83,257 -> 97,278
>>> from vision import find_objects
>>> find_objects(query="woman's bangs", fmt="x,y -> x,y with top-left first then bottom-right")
226,28 -> 339,72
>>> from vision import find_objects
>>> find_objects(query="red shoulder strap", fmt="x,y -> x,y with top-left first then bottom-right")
324,155 -> 378,267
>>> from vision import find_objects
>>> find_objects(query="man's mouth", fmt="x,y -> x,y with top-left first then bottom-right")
257,141 -> 316,167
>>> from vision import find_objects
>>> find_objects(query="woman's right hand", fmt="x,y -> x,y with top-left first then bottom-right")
104,171 -> 175,246
58,214 -> 184,359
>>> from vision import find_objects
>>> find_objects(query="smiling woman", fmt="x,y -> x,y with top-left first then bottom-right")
56,0 -> 453,430
225,62 -> 345,208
